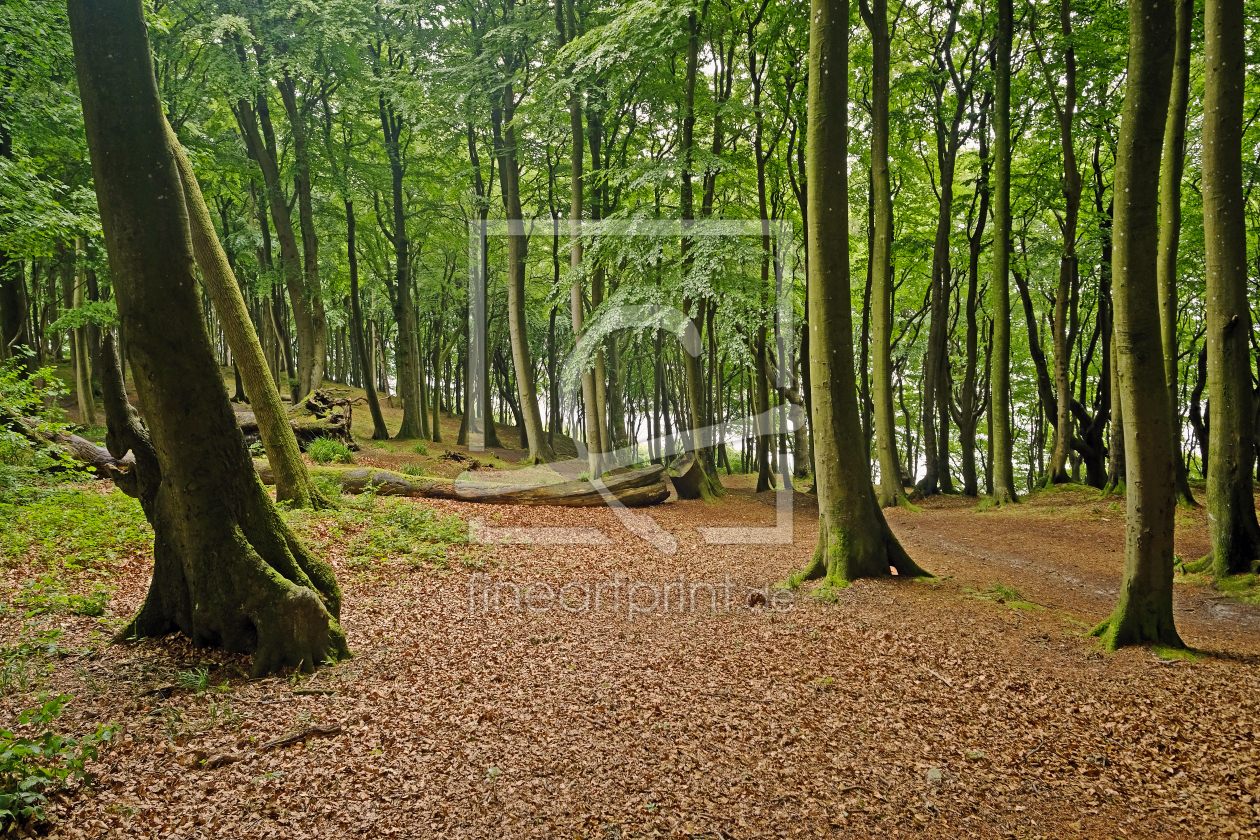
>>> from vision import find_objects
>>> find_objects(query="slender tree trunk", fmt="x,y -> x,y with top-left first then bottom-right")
990,0 -> 1018,503
491,91 -> 554,463
1201,0 -> 1260,577
71,0 -> 347,675
861,0 -> 908,508
346,200 -> 389,440
795,0 -> 926,585
381,99 -> 425,439
1156,0 -> 1197,507
234,98 -> 312,404
1091,0 -> 1181,649
277,74 -> 327,396
72,239 -> 97,428
166,118 -> 329,509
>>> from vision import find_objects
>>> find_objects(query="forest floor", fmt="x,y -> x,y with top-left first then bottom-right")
4,369 -> 1256,839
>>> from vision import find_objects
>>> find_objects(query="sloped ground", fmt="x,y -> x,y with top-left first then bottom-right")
2,475 -> 1259,839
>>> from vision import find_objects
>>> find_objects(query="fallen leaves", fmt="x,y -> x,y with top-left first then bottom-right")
1,482 -> 1258,838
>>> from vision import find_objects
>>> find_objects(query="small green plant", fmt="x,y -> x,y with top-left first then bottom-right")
0,694 -> 116,828
412,442 -> 428,456
249,440 -> 266,458
965,581 -> 1041,610
400,463 -> 427,477
310,473 -> 343,498
177,667 -> 211,693
307,438 -> 354,465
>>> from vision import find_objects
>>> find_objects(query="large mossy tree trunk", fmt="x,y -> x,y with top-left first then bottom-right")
165,119 -> 328,511
989,0 -> 1019,505
1156,0 -> 1198,509
1091,0 -> 1181,650
795,0 -> 927,586
1202,0 -> 1260,577
70,0 -> 349,676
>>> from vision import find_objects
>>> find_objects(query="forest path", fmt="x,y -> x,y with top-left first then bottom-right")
880,487 -> 1260,655
31,478 -> 1260,839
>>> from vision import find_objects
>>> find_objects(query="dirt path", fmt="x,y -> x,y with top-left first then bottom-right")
17,481 -> 1260,840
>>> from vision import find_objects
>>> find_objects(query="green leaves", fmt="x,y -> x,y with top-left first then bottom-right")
0,693 -> 117,829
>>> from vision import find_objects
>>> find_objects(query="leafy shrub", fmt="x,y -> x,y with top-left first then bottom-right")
248,440 -> 266,458
0,694 -> 116,828
307,438 -> 354,465
0,362 -> 91,505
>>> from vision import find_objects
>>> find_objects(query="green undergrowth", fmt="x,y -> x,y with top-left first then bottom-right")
1176,569 -> 1260,605
0,694 -> 117,829
0,488 -> 150,570
307,437 -> 355,465
283,495 -> 472,571
965,581 -> 1042,611
1,488 -> 149,623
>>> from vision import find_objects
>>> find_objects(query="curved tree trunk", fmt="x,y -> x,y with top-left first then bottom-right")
1156,0 -> 1198,508
1091,0 -> 1181,650
1202,0 -> 1260,577
492,89 -> 554,464
165,119 -> 329,510
795,0 -> 926,586
70,0 -> 349,676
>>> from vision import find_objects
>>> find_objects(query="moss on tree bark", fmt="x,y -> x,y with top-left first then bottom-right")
70,0 -> 349,676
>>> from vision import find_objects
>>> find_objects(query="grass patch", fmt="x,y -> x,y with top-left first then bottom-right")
307,438 -> 355,465
0,488 -> 150,569
284,496 -> 469,570
412,442 -> 428,456
1152,645 -> 1204,662
965,581 -> 1042,610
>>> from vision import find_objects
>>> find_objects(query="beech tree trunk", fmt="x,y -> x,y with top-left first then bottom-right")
1091,0 -> 1181,650
165,118 -> 328,510
1202,0 -> 1260,577
72,240 -> 97,428
70,0 -> 349,675
795,0 -> 926,585
556,0 -> 604,476
492,87 -> 554,464
346,200 -> 390,441
1157,0 -> 1197,508
989,0 -> 1019,504
860,0 -> 908,508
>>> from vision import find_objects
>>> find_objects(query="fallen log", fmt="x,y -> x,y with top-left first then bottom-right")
669,453 -> 704,500
2,407 -> 132,477
253,461 -> 670,508
235,388 -> 357,452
